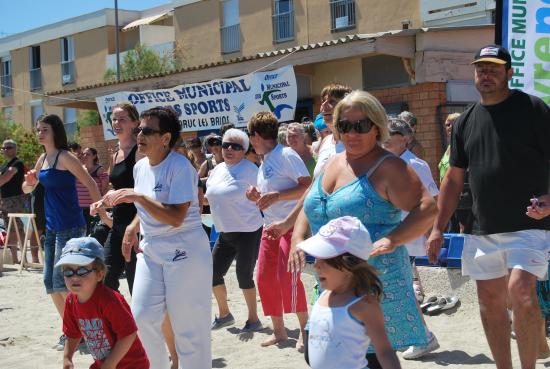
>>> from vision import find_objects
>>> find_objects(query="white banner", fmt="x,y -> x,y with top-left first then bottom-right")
96,66 -> 297,140
502,0 -> 550,105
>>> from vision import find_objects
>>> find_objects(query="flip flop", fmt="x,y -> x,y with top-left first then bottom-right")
420,296 -> 439,313
427,296 -> 459,315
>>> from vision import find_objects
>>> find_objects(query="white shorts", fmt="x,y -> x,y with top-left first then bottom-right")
462,229 -> 550,280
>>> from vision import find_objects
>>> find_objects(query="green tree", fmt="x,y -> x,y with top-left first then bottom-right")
0,113 -> 42,167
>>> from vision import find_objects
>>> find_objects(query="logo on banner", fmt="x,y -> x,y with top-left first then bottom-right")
233,102 -> 246,124
256,83 -> 293,120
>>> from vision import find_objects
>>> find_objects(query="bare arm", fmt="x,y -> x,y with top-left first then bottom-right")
288,208 -> 311,272
62,152 -> 102,203
256,176 -> 312,211
22,154 -> 45,194
0,167 -> 17,187
100,332 -> 137,369
62,337 -> 80,369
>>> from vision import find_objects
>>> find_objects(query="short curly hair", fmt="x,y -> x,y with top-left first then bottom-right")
247,112 -> 279,140
140,107 -> 181,148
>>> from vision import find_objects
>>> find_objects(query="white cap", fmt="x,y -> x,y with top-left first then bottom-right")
297,216 -> 373,260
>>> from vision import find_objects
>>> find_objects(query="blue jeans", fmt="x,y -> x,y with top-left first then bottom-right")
43,226 -> 86,293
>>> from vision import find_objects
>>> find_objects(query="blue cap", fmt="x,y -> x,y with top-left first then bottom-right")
314,113 -> 327,131
55,237 -> 104,267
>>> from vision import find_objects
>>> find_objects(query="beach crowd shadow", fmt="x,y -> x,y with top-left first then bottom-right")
416,350 -> 493,366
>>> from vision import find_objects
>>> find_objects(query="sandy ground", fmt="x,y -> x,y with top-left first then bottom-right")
0,262 -> 549,369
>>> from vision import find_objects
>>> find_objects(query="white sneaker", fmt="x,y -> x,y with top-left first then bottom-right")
402,335 -> 440,360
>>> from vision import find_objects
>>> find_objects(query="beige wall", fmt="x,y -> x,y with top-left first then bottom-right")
0,27 -> 110,128
311,57 -> 363,95
174,0 -> 421,67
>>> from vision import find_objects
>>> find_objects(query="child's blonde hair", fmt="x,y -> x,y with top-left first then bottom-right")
324,253 -> 383,299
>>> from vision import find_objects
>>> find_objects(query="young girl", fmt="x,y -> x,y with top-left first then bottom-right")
56,237 -> 149,369
298,216 -> 401,369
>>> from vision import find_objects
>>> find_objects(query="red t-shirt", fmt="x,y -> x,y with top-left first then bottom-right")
63,284 -> 149,369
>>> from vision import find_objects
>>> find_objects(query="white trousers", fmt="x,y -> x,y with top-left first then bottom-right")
131,228 -> 212,369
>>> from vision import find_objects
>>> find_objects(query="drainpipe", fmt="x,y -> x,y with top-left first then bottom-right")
115,0 -> 121,82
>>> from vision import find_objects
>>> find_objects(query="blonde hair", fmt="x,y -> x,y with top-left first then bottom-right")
445,112 -> 461,125
287,122 -> 305,135
332,90 -> 389,142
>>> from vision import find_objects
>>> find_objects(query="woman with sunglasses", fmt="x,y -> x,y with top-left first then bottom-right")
205,128 -> 264,332
102,102 -> 144,294
22,114 -> 108,351
292,90 -> 437,367
246,112 -> 312,349
94,107 -> 211,369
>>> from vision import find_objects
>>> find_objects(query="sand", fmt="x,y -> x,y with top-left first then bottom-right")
0,263 -> 548,369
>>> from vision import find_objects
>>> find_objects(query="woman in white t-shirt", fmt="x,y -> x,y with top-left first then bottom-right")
95,107 -> 212,369
206,128 -> 264,332
246,112 -> 312,350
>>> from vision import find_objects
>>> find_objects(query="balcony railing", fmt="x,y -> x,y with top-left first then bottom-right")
61,60 -> 75,85
220,24 -> 240,54
273,10 -> 294,43
30,68 -> 42,91
0,74 -> 12,97
330,0 -> 356,32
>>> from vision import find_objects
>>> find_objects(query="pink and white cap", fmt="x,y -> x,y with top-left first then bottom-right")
297,216 -> 373,260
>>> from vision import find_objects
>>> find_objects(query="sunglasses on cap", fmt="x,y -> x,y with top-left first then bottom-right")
62,266 -> 97,278
133,126 -> 162,136
221,142 -> 244,151
336,118 -> 375,134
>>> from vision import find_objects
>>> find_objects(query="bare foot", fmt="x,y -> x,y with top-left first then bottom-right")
261,333 -> 288,347
296,335 -> 305,353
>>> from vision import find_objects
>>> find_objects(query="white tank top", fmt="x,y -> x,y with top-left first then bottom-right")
308,292 -> 370,369
312,135 -> 344,178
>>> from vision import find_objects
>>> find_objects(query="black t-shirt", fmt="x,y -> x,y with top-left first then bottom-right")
0,157 -> 24,198
450,89 -> 550,235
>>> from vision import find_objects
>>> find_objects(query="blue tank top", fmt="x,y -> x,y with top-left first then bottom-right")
303,154 -> 428,350
38,151 -> 85,232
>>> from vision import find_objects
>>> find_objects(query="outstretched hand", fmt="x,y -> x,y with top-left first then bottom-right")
425,229 -> 444,264
526,195 -> 550,220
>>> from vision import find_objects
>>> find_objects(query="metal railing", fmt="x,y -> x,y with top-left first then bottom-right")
220,24 -> 240,54
30,68 -> 42,91
330,0 -> 356,32
61,60 -> 75,85
0,74 -> 12,97
273,10 -> 294,43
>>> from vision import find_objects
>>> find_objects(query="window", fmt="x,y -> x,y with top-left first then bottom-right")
362,55 -> 410,90
61,36 -> 75,85
29,46 -> 42,90
329,0 -> 356,32
64,108 -> 78,140
30,100 -> 44,126
273,0 -> 294,43
2,107 -> 14,122
1,58 -> 12,97
220,0 -> 240,53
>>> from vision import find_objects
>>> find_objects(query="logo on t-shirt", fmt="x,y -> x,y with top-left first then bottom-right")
79,318 -> 111,360
173,249 -> 188,262
263,166 -> 274,179
153,182 -> 163,192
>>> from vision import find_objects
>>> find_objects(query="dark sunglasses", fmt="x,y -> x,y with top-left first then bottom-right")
207,139 -> 222,146
133,126 -> 161,136
1,146 -> 15,150
62,266 -> 96,278
389,131 -> 403,137
336,118 -> 375,134
221,142 -> 244,151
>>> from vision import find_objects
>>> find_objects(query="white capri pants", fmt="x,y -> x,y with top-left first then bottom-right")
131,227 -> 212,369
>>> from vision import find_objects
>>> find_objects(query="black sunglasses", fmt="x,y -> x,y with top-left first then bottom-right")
207,139 -> 222,146
133,126 -> 161,136
62,266 -> 96,278
336,118 -> 375,134
222,142 -> 244,151
389,131 -> 403,137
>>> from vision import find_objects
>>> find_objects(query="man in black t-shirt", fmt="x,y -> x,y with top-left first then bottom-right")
0,139 -> 33,264
427,45 -> 550,369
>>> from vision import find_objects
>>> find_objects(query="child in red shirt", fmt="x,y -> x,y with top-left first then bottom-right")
56,237 -> 149,369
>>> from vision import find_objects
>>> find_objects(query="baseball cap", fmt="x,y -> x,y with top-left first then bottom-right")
55,237 -> 104,268
472,45 -> 511,67
297,216 -> 373,260
388,117 -> 413,136
313,113 -> 327,131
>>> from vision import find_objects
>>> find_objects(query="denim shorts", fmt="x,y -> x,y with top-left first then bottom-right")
43,226 -> 86,294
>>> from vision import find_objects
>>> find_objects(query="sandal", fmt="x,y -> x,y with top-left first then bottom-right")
420,296 -> 439,313
427,296 -> 459,315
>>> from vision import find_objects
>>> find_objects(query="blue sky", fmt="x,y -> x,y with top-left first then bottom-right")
0,0 -> 172,37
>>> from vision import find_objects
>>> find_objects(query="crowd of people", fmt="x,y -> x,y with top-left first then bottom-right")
1,44 -> 549,369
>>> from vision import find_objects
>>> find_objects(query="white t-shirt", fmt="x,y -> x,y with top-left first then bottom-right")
400,149 -> 439,256
205,160 -> 263,233
257,144 -> 310,224
313,134 -> 344,178
133,151 -> 202,237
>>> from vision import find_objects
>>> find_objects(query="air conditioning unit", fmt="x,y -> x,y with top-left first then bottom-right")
421,0 -> 496,27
